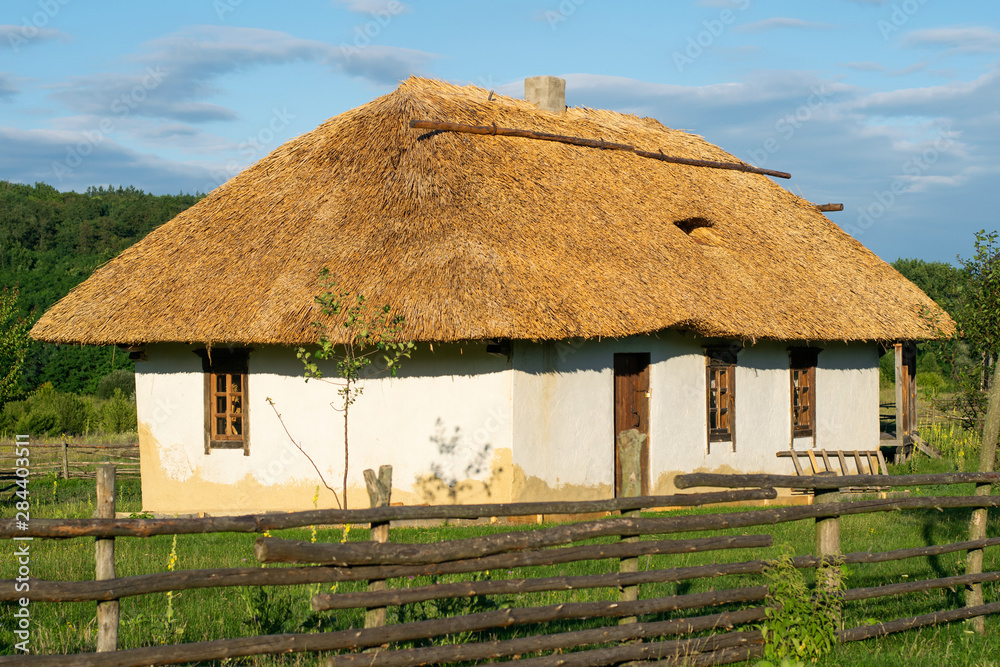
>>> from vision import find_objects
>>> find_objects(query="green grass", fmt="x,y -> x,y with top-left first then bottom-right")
3,466 -> 1000,665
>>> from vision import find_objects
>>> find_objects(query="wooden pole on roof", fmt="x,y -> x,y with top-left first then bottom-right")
409,120 -> 792,179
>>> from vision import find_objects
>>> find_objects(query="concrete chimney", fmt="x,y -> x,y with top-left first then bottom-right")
524,76 -> 566,114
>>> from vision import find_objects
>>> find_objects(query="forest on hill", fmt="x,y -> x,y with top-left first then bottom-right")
0,180 -> 201,396
0,178 -> 990,436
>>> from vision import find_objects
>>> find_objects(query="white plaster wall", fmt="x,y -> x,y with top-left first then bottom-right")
511,336 -> 882,497
815,343 -> 881,452
136,337 -> 881,512
136,343 -> 512,513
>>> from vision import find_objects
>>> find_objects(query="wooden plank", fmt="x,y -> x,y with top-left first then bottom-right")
819,449 -> 833,473
789,452 -> 805,476
853,450 -> 864,474
837,451 -> 849,476
876,450 -> 890,476
807,449 -> 821,474
866,451 -> 879,476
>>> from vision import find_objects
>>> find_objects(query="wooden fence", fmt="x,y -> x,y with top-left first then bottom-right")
2,466 -> 1000,666
0,442 -> 139,480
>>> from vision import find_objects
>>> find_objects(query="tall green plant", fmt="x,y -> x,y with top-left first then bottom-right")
297,268 -> 414,509
0,286 -> 31,407
758,552 -> 844,664
959,231 -> 1000,380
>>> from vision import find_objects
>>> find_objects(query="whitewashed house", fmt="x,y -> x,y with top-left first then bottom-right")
31,77 -> 952,515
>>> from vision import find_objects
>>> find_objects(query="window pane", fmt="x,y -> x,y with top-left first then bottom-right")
231,397 -> 242,414
231,374 -> 242,392
216,374 -> 227,392
231,417 -> 242,435
216,417 -> 226,435
216,396 -> 227,414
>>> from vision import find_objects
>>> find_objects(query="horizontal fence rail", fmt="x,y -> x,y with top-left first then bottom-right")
0,488 -> 776,538
675,471 -> 1000,489
3,467 -> 999,666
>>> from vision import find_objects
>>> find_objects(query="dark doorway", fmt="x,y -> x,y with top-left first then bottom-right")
614,352 -> 650,497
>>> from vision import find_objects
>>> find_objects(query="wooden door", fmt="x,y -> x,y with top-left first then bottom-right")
614,353 -> 650,497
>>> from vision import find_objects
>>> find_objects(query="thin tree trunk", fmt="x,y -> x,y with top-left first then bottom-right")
967,359 -> 1000,633
343,380 -> 350,511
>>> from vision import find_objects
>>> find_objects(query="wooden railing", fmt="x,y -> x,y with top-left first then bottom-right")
1,468 -> 999,665
0,441 -> 139,480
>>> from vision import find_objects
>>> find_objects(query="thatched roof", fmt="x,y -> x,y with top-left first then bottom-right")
31,77 -> 954,346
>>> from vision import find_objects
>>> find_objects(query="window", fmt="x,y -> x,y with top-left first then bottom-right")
195,348 -> 250,455
706,346 -> 739,451
789,348 -> 820,439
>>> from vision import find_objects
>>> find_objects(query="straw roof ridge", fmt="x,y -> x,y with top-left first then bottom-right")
30,76 -> 955,347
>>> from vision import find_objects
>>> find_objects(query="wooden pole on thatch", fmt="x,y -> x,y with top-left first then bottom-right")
95,465 -> 118,652
966,361 -> 1000,633
408,119 -> 792,179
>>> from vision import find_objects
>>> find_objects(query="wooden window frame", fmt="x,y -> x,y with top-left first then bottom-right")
195,348 -> 251,456
789,347 -> 821,440
705,346 -> 739,452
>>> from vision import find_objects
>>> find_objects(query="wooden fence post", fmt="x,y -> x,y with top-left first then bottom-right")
617,429 -> 646,626
813,472 -> 841,610
967,361 -> 1000,633
364,465 -> 392,632
61,442 -> 70,480
95,464 -> 118,652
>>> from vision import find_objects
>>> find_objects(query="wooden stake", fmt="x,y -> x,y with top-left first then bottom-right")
812,473 -> 841,612
95,465 -> 118,652
61,442 -> 69,480
617,429 -> 645,626
967,361 -> 1000,633
364,465 -> 392,632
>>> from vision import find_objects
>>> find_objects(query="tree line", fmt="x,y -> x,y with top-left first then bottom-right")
0,181 -> 201,435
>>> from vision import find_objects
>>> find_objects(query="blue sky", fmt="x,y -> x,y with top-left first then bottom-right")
1,0 -> 998,264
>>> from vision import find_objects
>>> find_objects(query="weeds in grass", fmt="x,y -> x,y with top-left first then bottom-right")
153,534 -> 186,645
759,551 -> 844,664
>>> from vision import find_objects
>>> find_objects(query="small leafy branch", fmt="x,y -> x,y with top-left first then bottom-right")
296,268 -> 415,509
757,550 -> 844,665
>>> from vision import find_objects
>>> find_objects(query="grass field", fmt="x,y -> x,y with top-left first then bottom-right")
3,452 -> 1000,666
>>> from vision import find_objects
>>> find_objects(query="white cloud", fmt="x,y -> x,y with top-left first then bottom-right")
736,18 -> 838,33
903,26 -> 1000,54
0,24 -> 71,50
549,70 -> 996,262
0,125 -> 219,194
839,61 -> 885,72
0,72 -> 18,100
49,26 -> 438,123
333,0 -> 410,13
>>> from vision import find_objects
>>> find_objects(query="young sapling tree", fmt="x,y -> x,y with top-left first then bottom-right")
296,268 -> 415,509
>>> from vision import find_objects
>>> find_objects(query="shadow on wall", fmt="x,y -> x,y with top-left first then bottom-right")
415,419 -> 504,504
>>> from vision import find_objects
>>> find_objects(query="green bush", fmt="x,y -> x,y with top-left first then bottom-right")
879,352 -> 895,388
101,388 -> 137,433
916,371 -> 947,395
96,369 -> 136,399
